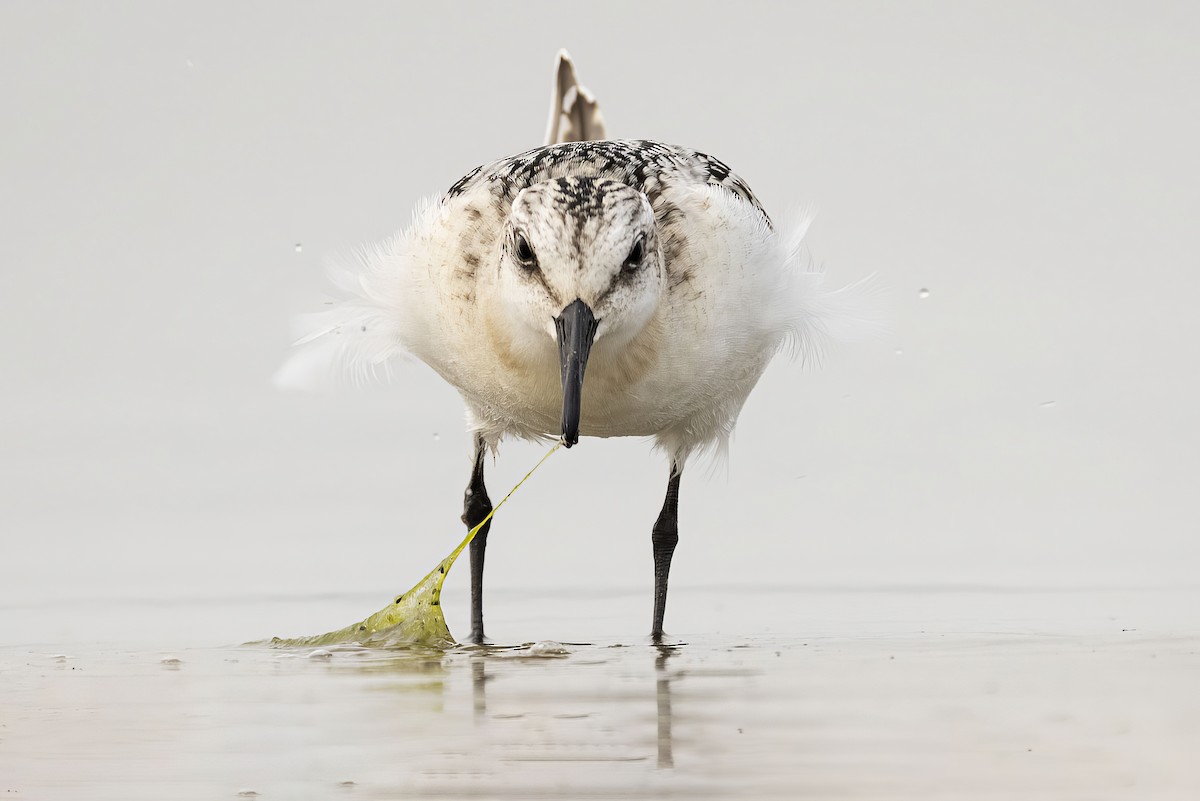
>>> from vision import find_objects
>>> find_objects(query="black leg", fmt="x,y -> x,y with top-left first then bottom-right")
651,464 -> 682,642
462,436 -> 493,644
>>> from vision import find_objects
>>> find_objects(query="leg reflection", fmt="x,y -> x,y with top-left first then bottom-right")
655,644 -> 679,769
471,655 -> 489,720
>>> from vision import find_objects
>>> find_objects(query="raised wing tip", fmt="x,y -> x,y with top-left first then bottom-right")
554,49 -> 578,92
544,49 -> 606,145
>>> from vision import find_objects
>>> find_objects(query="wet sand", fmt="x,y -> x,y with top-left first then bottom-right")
2,585 -> 1197,799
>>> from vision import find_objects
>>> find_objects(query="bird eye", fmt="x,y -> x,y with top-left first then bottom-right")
513,232 -> 537,268
623,236 -> 646,272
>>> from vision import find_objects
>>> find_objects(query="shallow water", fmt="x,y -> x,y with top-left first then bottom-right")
2,585 -> 1197,799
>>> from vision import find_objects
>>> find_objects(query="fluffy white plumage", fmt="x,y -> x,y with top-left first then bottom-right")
277,149 -> 874,465
278,51 -> 882,473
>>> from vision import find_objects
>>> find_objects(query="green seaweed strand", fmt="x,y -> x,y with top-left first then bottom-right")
268,441 -> 563,649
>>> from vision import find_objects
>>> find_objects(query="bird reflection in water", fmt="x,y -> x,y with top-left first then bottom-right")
655,644 -> 681,769
471,654 -> 489,720
467,644 -> 681,768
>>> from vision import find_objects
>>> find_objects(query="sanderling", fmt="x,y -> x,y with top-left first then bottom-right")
280,53 -> 871,643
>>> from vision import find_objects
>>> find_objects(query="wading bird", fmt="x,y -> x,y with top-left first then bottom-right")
281,52 -> 868,643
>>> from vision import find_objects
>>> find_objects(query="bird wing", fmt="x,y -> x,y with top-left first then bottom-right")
544,50 -> 607,146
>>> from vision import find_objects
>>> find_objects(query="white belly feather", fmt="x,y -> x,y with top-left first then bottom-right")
411,184 -> 800,461
277,154 -> 868,467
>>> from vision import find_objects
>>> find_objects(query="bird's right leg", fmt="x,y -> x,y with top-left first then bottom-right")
462,435 -> 493,644
650,464 -> 682,643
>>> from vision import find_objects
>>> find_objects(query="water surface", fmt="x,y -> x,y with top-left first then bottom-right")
3,585 -> 1197,799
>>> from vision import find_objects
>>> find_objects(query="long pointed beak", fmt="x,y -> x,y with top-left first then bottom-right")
554,299 -> 598,448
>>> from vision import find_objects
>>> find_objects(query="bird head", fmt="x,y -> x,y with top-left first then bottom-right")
497,176 -> 664,447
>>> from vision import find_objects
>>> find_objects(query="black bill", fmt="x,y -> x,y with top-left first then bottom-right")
554,299 -> 599,448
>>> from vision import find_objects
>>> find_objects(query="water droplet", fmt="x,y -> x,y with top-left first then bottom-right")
1040,400 -> 1057,408
894,348 -> 904,356
294,243 -> 303,253
529,640 -> 570,656
432,432 -> 440,441
185,59 -> 195,68
918,288 -> 930,298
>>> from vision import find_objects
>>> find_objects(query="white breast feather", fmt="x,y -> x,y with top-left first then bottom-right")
276,182 -> 878,466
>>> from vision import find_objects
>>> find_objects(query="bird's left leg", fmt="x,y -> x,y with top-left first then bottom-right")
651,464 -> 682,642
462,435 -> 493,644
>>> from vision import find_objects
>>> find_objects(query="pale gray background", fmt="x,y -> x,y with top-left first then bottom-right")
3,1 -> 1197,644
